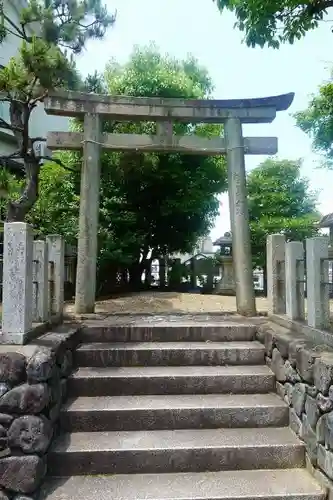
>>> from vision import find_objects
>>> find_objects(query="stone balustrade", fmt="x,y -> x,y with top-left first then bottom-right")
267,234 -> 331,330
1,222 -> 68,345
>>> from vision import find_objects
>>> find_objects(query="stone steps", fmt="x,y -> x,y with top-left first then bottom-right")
68,364 -> 275,396
79,321 -> 257,343
42,317 -> 324,500
41,469 -> 325,500
60,393 -> 288,431
48,427 -> 305,476
74,341 -> 265,367
60,393 -> 289,431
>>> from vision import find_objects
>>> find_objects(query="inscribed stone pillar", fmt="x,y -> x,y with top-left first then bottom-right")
33,240 -> 49,323
224,117 -> 256,315
267,234 -> 286,315
306,237 -> 330,329
285,241 -> 305,320
47,235 -> 64,317
75,113 -> 101,314
2,222 -> 33,343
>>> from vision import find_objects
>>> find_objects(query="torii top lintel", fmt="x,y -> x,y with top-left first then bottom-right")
44,90 -> 294,124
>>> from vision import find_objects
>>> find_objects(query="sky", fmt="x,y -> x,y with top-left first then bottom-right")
76,0 -> 333,242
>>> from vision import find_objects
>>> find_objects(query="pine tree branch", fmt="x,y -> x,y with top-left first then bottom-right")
39,155 -> 77,173
2,13 -> 26,40
0,116 -> 23,133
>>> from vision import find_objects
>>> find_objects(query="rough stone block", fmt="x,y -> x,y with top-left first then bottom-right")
317,414 -> 327,445
284,382 -> 293,406
0,489 -> 9,500
300,413 -> 318,465
8,415 -> 52,454
284,360 -> 301,383
0,353 -> 26,387
289,340 -> 306,368
274,333 -> 292,360
0,386 -> 8,399
317,392 -> 333,413
306,385 -> 319,398
318,444 -> 333,481
32,325 -> 80,359
293,382 -> 307,416
325,412 -> 333,451
305,394 -> 320,429
264,329 -> 275,357
296,347 -> 320,384
289,407 -> 302,436
314,355 -> 333,396
0,415 -> 13,428
276,381 -> 286,399
26,348 -> 56,383
271,348 -> 286,382
0,455 -> 46,493
255,323 -> 268,344
0,384 -> 49,415
59,350 -> 73,377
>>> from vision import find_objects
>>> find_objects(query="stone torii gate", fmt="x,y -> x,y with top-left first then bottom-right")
44,90 -> 294,316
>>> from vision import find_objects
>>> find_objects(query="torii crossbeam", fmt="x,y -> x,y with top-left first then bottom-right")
44,91 -> 294,316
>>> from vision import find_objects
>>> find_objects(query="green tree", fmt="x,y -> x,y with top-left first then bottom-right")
0,0 -> 115,221
214,0 -> 333,48
295,76 -> 333,168
247,158 -> 319,276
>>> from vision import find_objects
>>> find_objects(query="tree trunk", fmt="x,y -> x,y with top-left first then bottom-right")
6,158 -> 40,222
6,100 -> 40,222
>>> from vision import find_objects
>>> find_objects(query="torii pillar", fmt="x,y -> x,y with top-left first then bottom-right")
225,117 -> 255,316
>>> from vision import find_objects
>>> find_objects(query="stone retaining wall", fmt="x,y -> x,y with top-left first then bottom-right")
0,324 -> 80,499
257,322 -> 333,489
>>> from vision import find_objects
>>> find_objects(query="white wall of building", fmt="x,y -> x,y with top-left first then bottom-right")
0,0 -> 69,154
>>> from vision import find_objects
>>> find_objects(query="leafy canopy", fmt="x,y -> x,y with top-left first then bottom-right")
295,75 -> 333,169
0,0 -> 115,221
214,0 -> 333,48
247,158 -> 319,269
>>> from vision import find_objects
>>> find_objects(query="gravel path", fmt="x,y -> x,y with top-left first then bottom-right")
65,292 -> 269,316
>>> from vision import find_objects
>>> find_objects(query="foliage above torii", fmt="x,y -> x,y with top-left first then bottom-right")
214,0 -> 333,48
247,158 -> 319,271
0,0 -> 115,221
295,75 -> 333,169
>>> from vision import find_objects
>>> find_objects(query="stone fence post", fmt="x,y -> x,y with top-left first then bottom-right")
2,222 -> 33,343
46,235 -> 65,317
267,234 -> 286,315
285,241 -> 305,321
33,240 -> 49,323
306,237 -> 330,329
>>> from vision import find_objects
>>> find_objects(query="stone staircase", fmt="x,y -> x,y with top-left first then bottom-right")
42,317 -> 325,500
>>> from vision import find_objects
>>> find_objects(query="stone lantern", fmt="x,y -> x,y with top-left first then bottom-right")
213,232 -> 236,295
